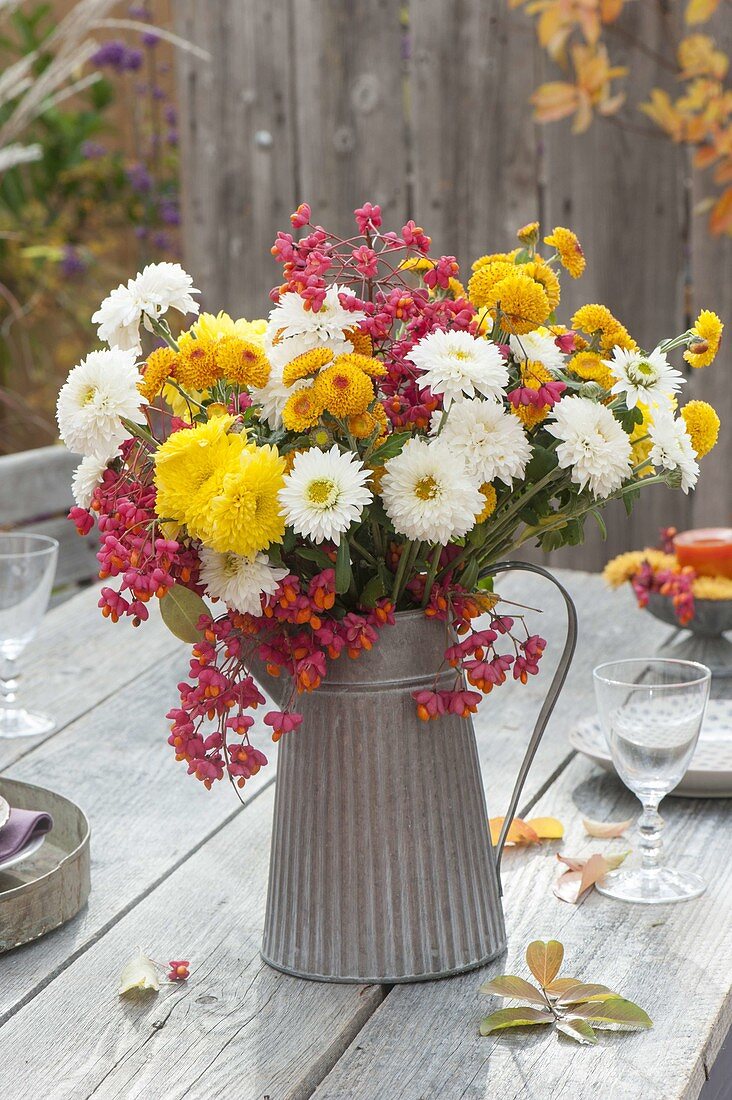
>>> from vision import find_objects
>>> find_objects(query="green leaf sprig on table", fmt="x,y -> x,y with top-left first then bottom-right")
480,940 -> 652,1045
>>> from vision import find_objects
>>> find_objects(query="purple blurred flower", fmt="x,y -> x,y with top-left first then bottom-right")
126,163 -> 152,193
152,231 -> 170,250
81,140 -> 106,159
164,105 -> 177,126
92,39 -> 143,72
128,4 -> 150,19
134,227 -> 148,240
60,246 -> 86,278
124,48 -> 143,71
142,32 -> 160,47
159,200 -> 180,226
166,129 -> 178,148
152,85 -> 166,101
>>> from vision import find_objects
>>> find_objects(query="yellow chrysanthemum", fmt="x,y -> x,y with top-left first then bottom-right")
476,482 -> 498,523
398,256 -> 433,274
347,401 -> 389,440
521,260 -> 560,312
517,222 -> 540,245
161,382 -> 207,421
511,360 -> 553,429
680,400 -> 720,458
192,311 -> 267,346
467,261 -> 517,308
175,333 -> 222,391
471,250 -> 520,272
544,227 -> 586,279
630,403 -> 653,474
202,444 -> 286,557
282,385 -> 324,431
485,273 -> 550,335
569,350 -> 614,390
139,346 -> 177,402
345,326 -> 373,357
684,310 -> 724,368
282,347 -> 334,387
571,304 -> 637,352
369,464 -> 387,494
154,416 -> 236,526
313,361 -> 375,417
603,549 -> 678,587
336,352 -> 387,379
692,576 -> 732,599
215,336 -> 270,388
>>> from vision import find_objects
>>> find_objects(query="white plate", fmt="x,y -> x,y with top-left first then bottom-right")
0,834 -> 46,874
569,698 -> 732,798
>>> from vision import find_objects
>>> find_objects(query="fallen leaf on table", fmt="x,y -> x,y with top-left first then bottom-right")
118,949 -> 160,995
553,850 -> 629,904
583,816 -> 634,838
489,815 -> 564,846
479,938 -> 652,1046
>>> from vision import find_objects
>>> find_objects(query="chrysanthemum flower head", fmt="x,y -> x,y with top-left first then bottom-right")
380,437 -> 483,544
199,548 -> 288,614
520,260 -> 560,312
312,360 -> 374,418
630,403 -> 654,474
92,262 -> 199,353
437,398 -> 533,484
546,395 -> 632,498
509,327 -> 566,373
485,272 -> 551,335
471,250 -> 520,272
571,304 -> 637,352
511,360 -> 554,429
268,285 -> 366,343
337,352 -> 387,379
680,400 -> 720,458
604,345 -> 684,409
278,445 -> 373,544
568,349 -> 613,389
139,346 -> 177,402
344,326 -> 373,357
406,329 -> 508,405
57,347 -> 146,460
544,227 -> 586,278
517,222 -> 540,246
347,401 -> 388,440
648,410 -> 699,493
282,384 -> 324,431
467,260 -> 517,308
72,454 -> 109,510
204,444 -> 286,556
175,332 -> 222,391
684,310 -> 723,369
282,346 -> 335,386
192,311 -> 267,346
216,335 -> 270,387
154,415 -> 237,526
476,482 -> 498,523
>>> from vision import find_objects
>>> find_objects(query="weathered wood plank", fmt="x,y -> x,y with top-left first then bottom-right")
0,446 -> 76,526
0,583 -> 178,771
291,0 -> 408,237
541,1 -> 690,569
409,0 -> 540,268
0,785 -> 384,1100
0,649 -> 275,1024
174,0 -> 296,317
314,755 -> 732,1100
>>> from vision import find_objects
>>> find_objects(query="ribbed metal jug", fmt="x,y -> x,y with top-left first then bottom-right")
259,562 -> 577,983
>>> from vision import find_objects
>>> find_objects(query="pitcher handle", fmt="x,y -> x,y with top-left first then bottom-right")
483,561 -> 579,891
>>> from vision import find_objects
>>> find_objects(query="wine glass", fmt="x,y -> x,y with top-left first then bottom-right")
592,658 -> 711,904
0,533 -> 59,738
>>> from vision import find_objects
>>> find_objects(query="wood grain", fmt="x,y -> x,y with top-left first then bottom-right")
312,755 -> 732,1100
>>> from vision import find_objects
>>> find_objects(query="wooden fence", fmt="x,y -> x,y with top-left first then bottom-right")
174,0 -> 730,572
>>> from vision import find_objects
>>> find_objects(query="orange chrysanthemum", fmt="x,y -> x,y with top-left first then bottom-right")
281,385 -> 324,431
139,346 -> 177,402
467,260 -> 518,308
571,303 -> 637,352
345,326 -> 373,357
485,273 -> 551,335
312,361 -> 375,417
216,336 -> 270,388
282,346 -> 335,387
175,334 -> 221,391
544,226 -> 586,278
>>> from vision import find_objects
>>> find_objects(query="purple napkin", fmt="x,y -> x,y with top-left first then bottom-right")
0,808 -> 53,863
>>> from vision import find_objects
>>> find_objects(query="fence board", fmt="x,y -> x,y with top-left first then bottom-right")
409,0 -> 541,265
290,0 -> 408,238
174,0 -> 296,317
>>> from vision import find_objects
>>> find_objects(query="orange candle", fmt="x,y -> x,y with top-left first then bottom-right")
674,528 -> 732,579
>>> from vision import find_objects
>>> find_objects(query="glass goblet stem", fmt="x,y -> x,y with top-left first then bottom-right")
0,657 -> 19,710
638,800 -> 664,878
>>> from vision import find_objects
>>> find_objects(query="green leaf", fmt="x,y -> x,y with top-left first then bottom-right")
526,940 -> 564,987
159,585 -> 209,644
479,975 -> 547,1006
359,574 -> 388,609
524,446 -> 558,482
571,997 -> 653,1030
623,487 -> 641,517
335,538 -> 352,595
589,509 -> 607,541
555,983 -> 615,1006
460,557 -> 480,593
557,1019 -> 598,1045
369,432 -> 411,465
479,1007 -> 553,1036
296,546 -> 333,570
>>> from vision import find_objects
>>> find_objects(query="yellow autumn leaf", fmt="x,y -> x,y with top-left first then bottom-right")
531,81 -> 580,124
489,816 -> 564,846
710,187 -> 732,235
118,949 -> 160,995
685,0 -> 721,24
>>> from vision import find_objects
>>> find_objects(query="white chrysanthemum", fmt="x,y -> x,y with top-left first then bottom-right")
406,329 -> 508,405
604,345 -> 684,410
380,437 -> 484,544
279,445 -> 373,544
509,327 -> 566,374
71,454 -> 109,509
648,410 -> 699,493
199,549 -> 288,614
435,398 -> 532,485
268,285 -> 366,345
546,395 -> 632,498
92,262 -> 199,353
57,348 -> 146,460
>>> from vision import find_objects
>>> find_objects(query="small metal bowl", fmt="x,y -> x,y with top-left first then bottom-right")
646,592 -> 732,679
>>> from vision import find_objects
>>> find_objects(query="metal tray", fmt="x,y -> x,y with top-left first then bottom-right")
0,778 -> 90,952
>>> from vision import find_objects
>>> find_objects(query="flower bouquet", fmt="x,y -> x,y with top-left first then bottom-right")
57,203 -> 723,980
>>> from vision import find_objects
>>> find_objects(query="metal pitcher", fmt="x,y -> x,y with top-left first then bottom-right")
259,562 -> 577,983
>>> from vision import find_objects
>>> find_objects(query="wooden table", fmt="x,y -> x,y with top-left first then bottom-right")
0,570 -> 730,1100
